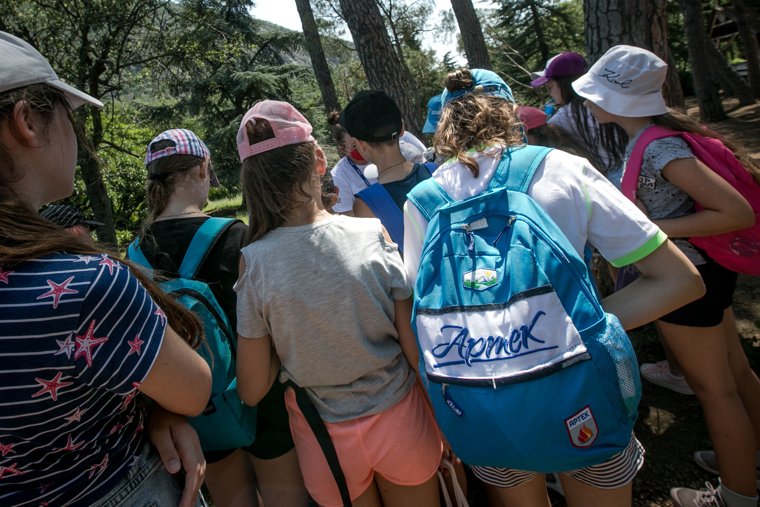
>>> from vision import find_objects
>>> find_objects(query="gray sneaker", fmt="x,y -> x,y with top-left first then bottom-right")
694,449 -> 760,489
671,482 -> 725,507
640,360 -> 695,395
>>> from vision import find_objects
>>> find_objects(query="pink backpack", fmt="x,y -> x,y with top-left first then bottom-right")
622,126 -> 760,275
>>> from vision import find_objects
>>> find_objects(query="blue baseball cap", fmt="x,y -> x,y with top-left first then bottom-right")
441,69 -> 514,106
422,94 -> 442,134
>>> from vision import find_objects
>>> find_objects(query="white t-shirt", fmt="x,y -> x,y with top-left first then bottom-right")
403,146 -> 666,286
330,132 -> 429,213
330,157 -> 374,213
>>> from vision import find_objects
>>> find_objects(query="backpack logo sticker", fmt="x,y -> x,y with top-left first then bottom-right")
565,406 -> 598,448
464,269 -> 498,290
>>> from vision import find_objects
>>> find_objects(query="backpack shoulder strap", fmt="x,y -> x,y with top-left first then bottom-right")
490,145 -> 553,193
406,177 -> 454,222
622,126 -> 679,201
126,238 -> 154,278
356,183 -> 404,250
178,217 -> 238,279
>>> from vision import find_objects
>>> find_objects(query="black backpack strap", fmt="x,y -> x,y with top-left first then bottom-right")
285,380 -> 351,507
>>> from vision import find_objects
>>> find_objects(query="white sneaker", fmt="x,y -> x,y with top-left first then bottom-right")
640,360 -> 695,395
670,482 -> 725,507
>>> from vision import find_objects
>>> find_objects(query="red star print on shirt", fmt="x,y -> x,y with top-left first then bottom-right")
87,453 -> 108,479
0,268 -> 12,284
32,372 -> 73,401
36,276 -> 78,309
98,255 -> 121,276
74,320 -> 109,367
0,442 -> 14,456
64,408 -> 83,424
127,335 -> 144,356
56,434 -> 84,452
0,463 -> 24,479
153,307 -> 166,325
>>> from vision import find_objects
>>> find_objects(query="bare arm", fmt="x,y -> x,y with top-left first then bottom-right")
656,157 -> 755,238
139,326 -> 212,416
602,240 -> 705,329
236,333 -> 280,406
234,256 -> 280,406
394,297 -> 420,373
352,196 -> 376,219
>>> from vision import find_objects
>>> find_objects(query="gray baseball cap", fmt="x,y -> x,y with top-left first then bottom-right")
0,31 -> 102,109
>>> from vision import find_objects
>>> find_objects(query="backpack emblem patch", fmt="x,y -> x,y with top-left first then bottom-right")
565,406 -> 598,448
463,269 -> 498,290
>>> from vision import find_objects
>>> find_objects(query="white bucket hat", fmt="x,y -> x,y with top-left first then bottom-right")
572,45 -> 668,117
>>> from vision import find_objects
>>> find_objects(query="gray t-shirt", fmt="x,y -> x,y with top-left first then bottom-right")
623,124 -> 703,264
235,215 -> 414,422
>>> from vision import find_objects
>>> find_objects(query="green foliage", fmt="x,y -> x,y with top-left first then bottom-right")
65,104 -> 159,239
485,0 -> 585,105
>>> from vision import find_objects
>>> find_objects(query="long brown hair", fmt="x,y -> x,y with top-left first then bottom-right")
143,139 -> 204,231
553,75 -> 628,171
528,123 -> 606,173
435,68 -> 523,177
653,110 -> 760,184
0,84 -> 202,348
239,118 -> 317,242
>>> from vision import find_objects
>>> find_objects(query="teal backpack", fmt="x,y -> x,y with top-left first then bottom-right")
407,146 -> 641,472
128,217 -> 257,452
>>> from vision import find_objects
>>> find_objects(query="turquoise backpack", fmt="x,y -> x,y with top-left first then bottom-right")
407,146 -> 641,472
128,217 -> 257,452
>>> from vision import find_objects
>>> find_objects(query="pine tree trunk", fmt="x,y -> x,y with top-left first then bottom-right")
295,0 -> 341,113
707,38 -> 756,105
76,107 -> 116,246
450,0 -> 492,70
732,0 -> 760,98
337,0 -> 421,135
583,0 -> 683,106
527,0 -> 550,64
680,0 -> 727,121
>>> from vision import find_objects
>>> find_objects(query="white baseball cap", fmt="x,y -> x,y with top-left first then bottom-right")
572,45 -> 667,117
0,31 -> 102,109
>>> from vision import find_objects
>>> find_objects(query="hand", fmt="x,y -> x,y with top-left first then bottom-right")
147,405 -> 206,507
441,433 -> 460,467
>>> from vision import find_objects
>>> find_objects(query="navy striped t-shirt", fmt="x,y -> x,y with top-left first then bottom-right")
0,253 -> 165,506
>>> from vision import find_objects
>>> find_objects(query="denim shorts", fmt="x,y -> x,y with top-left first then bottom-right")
91,441 -> 203,507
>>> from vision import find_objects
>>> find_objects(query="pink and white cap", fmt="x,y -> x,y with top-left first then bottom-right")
237,100 -> 315,161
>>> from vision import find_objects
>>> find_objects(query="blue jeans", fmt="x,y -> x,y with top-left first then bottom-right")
91,441 -> 204,507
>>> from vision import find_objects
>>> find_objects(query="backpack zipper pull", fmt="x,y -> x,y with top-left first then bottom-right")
492,215 -> 516,246
461,224 -> 475,252
442,384 -> 464,417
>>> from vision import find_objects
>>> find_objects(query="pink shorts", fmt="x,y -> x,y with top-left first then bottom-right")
285,383 -> 442,507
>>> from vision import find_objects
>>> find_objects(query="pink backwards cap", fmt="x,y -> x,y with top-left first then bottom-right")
237,100 -> 316,161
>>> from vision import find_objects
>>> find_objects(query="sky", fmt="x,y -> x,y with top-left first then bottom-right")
250,0 -> 465,61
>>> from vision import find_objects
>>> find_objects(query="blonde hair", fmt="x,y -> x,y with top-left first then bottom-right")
434,68 -> 523,177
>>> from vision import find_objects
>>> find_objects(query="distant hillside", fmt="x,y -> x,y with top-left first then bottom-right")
253,18 -> 356,67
